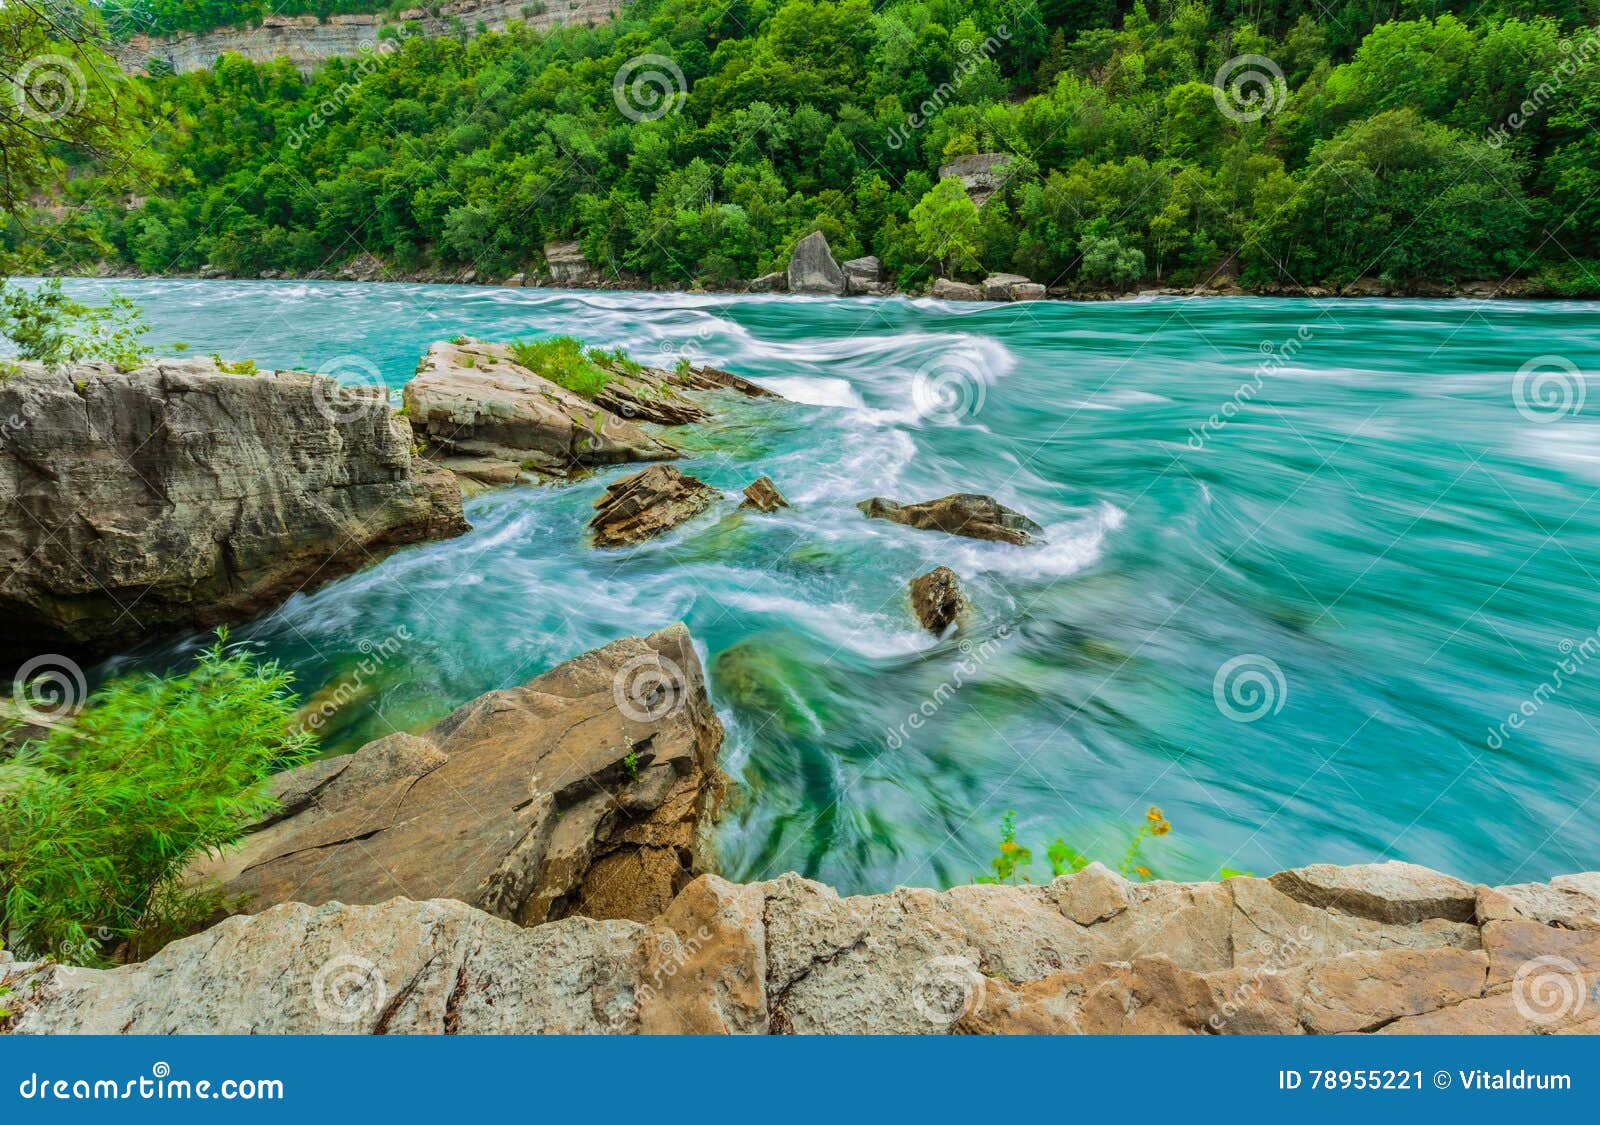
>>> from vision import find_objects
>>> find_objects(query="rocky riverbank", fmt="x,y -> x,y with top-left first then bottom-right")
5,860 -> 1597,1033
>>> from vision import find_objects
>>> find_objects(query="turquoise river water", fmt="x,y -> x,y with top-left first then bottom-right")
53,279 -> 1600,893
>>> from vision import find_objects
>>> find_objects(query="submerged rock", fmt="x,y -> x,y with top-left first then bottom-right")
403,340 -> 676,479
858,493 -> 1043,546
12,862 -> 1598,1034
787,231 -> 847,296
740,475 -> 790,513
192,624 -> 724,928
0,357 -> 467,662
909,566 -> 971,634
590,465 -> 722,547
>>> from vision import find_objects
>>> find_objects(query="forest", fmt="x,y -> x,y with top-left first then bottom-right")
27,0 -> 1600,293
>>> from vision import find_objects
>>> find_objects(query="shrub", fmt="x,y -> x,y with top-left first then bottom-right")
508,336 -> 617,399
0,280 -> 151,372
976,806 -> 1175,885
0,634 -> 312,963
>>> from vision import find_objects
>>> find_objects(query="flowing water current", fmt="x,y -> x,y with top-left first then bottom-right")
48,279 -> 1600,893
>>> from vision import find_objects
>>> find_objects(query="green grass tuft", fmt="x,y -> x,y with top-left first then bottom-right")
508,336 -> 619,400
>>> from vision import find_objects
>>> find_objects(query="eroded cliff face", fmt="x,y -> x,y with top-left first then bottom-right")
5,863 -> 1598,1034
115,0 -> 621,75
0,357 -> 466,661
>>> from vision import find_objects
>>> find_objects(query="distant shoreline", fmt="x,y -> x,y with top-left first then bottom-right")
44,267 -> 1585,303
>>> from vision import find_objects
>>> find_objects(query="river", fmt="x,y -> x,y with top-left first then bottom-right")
53,279 -> 1600,893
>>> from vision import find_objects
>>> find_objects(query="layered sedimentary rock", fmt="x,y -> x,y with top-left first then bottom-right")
116,0 -> 622,75
402,340 -> 676,479
739,476 -> 789,513
9,862 -> 1598,1034
858,493 -> 1043,546
0,358 -> 466,662
590,465 -> 722,547
193,624 -> 724,927
938,152 -> 1013,207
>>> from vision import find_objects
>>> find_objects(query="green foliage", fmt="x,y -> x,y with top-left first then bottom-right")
0,281 -> 152,371
976,806 -> 1176,885
0,634 -> 312,963
207,353 -> 258,375
23,0 -> 1600,291
508,336 -> 619,399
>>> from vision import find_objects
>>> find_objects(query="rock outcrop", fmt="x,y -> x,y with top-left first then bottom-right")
590,465 -> 722,547
787,232 -> 847,296
10,861 -> 1598,1035
858,493 -> 1043,546
740,476 -> 789,513
748,272 -> 788,294
843,256 -> 890,296
542,241 -> 602,288
938,153 -> 1012,207
402,340 -> 676,481
117,0 -> 622,76
982,273 -> 1037,301
0,357 -> 466,662
192,624 -> 723,928
909,566 -> 970,634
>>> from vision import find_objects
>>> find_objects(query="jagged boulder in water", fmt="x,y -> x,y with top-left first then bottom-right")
0,357 -> 467,662
740,475 -> 790,512
858,493 -> 1043,546
590,465 -> 722,547
787,231 -> 847,295
191,624 -> 724,928
909,566 -> 971,634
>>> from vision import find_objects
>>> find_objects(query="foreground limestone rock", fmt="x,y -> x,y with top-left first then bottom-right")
858,493 -> 1043,546
403,340 -> 676,479
909,566 -> 970,634
740,475 -> 790,513
194,624 -> 723,928
0,358 -> 467,661
787,231 -> 847,295
590,465 -> 722,547
10,861 -> 1597,1034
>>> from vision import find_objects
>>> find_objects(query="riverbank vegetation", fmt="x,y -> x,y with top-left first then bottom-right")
0,636 -> 309,963
27,0 -> 1600,294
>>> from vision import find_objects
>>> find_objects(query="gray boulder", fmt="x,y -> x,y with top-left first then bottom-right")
748,272 -> 788,293
787,231 -> 847,295
859,493 -> 1043,546
843,256 -> 891,296
0,358 -> 467,662
982,273 -> 1034,300
931,278 -> 984,301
